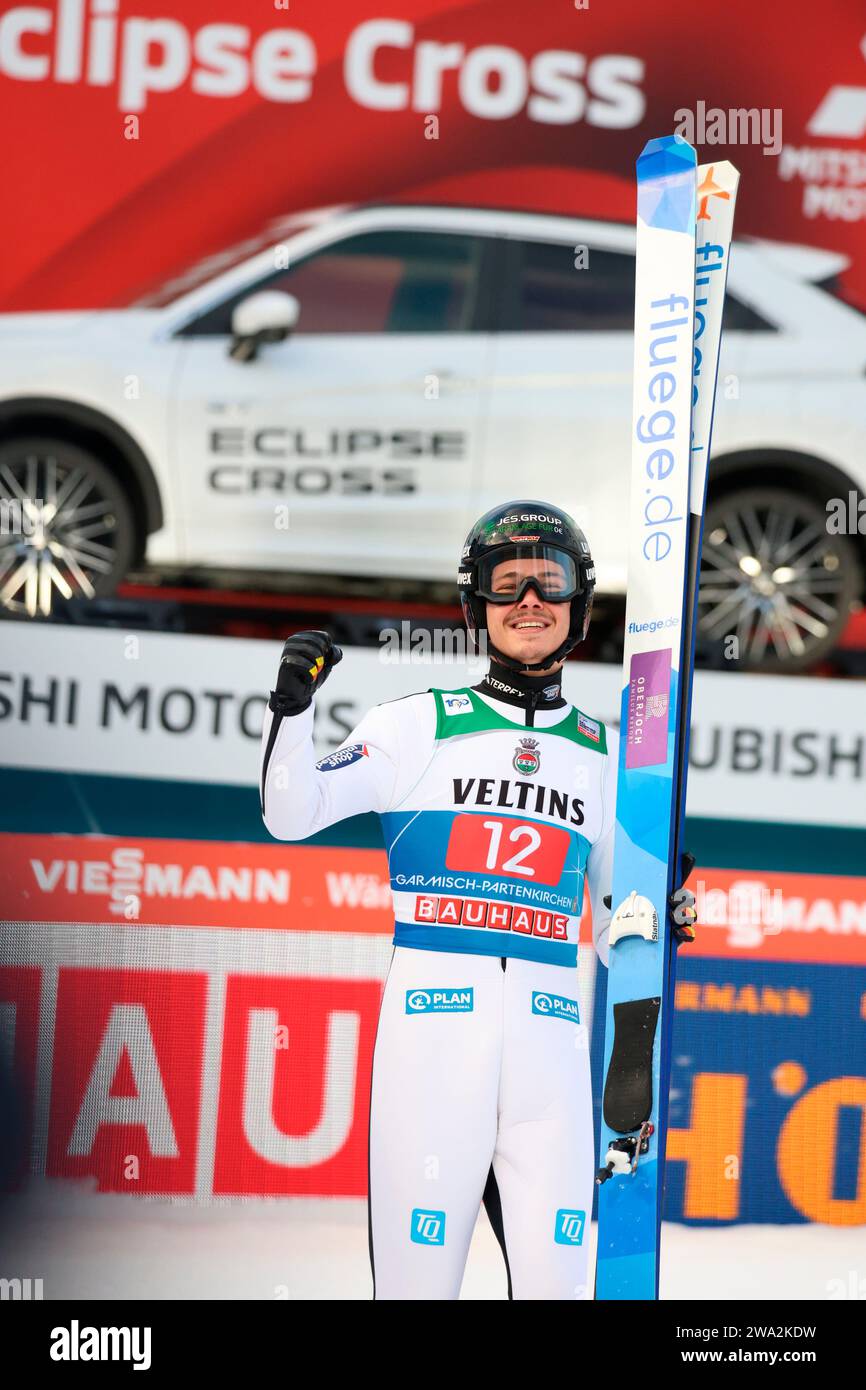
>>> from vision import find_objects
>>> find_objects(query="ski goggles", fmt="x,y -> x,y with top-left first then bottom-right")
475,546 -> 582,604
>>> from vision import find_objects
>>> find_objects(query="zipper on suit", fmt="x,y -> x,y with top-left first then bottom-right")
507,689 -> 542,965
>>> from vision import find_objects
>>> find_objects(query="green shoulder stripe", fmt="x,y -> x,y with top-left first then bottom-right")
431,688 -> 607,753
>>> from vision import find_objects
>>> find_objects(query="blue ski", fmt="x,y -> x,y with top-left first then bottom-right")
595,136 -> 739,1300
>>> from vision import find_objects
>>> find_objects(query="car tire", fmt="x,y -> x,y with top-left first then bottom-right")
0,436 -> 136,618
697,485 -> 860,672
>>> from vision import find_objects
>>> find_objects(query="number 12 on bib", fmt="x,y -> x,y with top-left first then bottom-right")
595,135 -> 740,1300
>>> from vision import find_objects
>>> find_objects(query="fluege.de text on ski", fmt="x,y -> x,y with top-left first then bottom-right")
635,292 -> 692,563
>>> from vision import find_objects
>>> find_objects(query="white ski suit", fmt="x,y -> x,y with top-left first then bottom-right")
261,666 -> 616,1299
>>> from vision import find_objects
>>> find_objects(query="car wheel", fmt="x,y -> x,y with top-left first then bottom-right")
0,437 -> 136,618
697,485 -> 860,672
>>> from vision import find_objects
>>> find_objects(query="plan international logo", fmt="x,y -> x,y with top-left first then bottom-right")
405,988 -> 474,1014
532,991 -> 580,1023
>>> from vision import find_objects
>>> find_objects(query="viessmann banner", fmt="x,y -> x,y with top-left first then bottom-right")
0,0 -> 864,311
2,832 -> 866,961
2,625 -> 865,829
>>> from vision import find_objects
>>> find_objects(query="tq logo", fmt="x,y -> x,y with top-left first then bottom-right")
411,1208 -> 446,1245
555,1209 -> 586,1246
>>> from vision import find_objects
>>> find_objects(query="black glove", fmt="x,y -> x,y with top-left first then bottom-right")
669,851 -> 697,944
268,630 -> 343,717
679,851 -> 696,886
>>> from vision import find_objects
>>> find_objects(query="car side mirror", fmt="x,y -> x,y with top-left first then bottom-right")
230,290 -> 300,362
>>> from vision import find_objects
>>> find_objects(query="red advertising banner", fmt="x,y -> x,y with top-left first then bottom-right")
1,1 -> 864,310
691,868 -> 866,965
0,832 -> 389,932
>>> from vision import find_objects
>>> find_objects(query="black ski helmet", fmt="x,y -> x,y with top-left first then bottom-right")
458,500 -> 596,672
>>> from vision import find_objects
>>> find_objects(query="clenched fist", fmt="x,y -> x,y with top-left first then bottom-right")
268,630 -> 343,717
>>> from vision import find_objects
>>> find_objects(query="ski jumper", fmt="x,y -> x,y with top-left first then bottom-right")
260,661 -> 616,1299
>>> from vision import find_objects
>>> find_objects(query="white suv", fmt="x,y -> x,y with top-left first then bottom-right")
1,203 -> 864,669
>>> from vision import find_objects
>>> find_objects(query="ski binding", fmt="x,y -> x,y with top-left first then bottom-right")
596,1122 -> 655,1185
609,890 -> 659,946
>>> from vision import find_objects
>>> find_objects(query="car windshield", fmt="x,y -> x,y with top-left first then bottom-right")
131,212 -> 326,309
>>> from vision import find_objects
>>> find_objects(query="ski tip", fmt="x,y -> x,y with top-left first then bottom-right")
637,133 -> 697,181
637,135 -> 697,234
696,158 -> 741,191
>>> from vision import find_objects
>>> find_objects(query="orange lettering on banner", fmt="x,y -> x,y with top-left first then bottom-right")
666,1073 -> 747,1220
778,1077 -> 866,1225
703,983 -> 736,1012
676,981 -> 702,1010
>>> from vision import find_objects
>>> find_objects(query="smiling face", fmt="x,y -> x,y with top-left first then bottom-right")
483,555 -> 571,672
